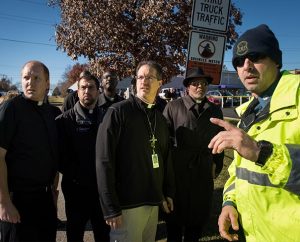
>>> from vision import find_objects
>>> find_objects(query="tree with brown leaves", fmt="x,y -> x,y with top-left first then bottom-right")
50,0 -> 242,82
58,63 -> 89,96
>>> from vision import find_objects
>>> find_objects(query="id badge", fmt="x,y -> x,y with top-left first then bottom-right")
152,153 -> 159,168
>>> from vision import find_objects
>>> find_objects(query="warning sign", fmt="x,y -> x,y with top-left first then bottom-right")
191,0 -> 231,33
198,40 -> 215,58
187,30 -> 226,84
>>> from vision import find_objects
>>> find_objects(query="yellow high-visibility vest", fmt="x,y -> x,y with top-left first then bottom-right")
223,71 -> 300,242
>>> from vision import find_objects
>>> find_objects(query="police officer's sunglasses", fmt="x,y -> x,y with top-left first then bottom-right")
233,53 -> 266,68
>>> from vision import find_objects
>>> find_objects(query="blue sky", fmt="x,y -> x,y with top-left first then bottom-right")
1,0 -> 300,88
0,0 -> 86,88
225,0 -> 300,72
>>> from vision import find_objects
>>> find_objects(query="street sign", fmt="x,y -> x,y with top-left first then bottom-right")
191,0 -> 231,33
187,30 -> 226,84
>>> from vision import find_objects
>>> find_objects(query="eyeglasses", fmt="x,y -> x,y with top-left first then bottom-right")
190,80 -> 208,87
233,53 -> 266,68
136,75 -> 158,82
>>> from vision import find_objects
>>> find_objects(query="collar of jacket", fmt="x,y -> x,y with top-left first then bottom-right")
73,101 -> 92,125
270,70 -> 300,112
98,92 -> 122,107
236,71 -> 300,117
98,93 -> 108,107
182,95 -> 209,110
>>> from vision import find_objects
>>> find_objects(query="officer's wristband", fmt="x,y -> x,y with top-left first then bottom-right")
256,140 -> 273,166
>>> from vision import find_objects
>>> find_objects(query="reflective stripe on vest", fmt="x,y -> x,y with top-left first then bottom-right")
234,152 -> 300,196
285,144 -> 300,195
236,167 -> 277,188
223,183 -> 235,195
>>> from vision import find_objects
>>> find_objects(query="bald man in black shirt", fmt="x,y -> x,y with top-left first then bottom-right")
0,61 -> 59,242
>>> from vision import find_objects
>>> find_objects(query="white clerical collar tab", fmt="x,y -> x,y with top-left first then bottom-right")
147,103 -> 154,109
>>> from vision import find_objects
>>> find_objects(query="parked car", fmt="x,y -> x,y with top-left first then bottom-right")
206,90 -> 237,107
206,90 -> 222,105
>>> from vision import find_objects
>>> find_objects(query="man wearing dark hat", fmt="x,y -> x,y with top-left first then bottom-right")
163,67 -> 224,242
209,24 -> 300,241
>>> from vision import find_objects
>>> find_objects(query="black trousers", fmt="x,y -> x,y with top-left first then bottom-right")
4,188 -> 57,242
0,221 -> 18,242
166,222 -> 203,242
61,179 -> 110,242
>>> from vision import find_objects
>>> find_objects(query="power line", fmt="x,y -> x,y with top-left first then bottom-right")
0,16 -> 54,26
0,16 -> 53,26
0,12 -> 54,24
0,38 -> 56,46
15,0 -> 49,6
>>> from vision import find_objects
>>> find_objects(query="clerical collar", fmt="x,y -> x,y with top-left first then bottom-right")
22,94 -> 44,106
104,94 -> 115,102
189,95 -> 204,104
146,103 -> 155,109
136,95 -> 155,109
80,103 -> 94,114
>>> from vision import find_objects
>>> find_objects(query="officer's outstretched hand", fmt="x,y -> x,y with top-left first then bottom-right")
0,200 -> 21,223
218,205 -> 239,241
208,118 -> 260,162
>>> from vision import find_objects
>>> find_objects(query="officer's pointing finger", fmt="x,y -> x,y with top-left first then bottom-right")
210,118 -> 235,131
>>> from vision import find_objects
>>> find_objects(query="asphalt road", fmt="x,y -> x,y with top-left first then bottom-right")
56,175 -> 94,242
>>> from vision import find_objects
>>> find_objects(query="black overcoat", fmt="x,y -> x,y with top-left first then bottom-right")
163,95 -> 224,226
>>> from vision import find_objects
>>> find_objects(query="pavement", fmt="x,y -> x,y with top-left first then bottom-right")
56,175 -> 94,242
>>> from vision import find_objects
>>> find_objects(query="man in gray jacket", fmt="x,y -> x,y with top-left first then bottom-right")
56,71 -> 109,242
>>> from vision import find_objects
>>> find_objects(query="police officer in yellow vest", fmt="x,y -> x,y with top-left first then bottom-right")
208,24 -> 300,241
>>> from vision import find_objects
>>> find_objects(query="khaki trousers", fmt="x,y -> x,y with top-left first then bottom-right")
110,205 -> 159,242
